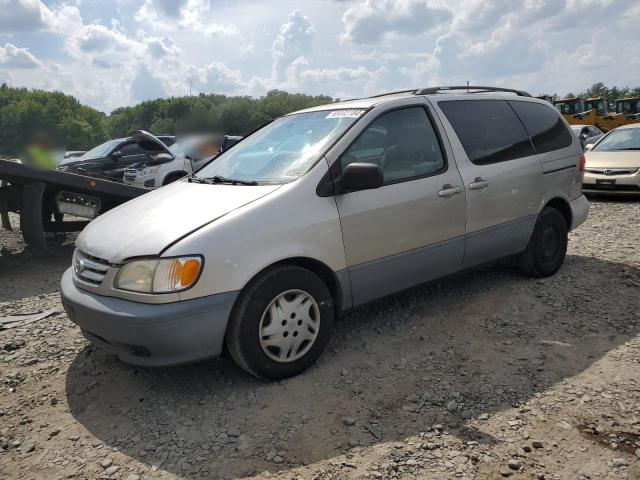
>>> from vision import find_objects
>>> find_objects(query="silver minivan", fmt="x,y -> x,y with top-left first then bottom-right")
61,86 -> 590,380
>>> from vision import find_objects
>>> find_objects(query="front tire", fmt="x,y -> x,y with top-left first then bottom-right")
225,265 -> 334,380
518,207 -> 568,277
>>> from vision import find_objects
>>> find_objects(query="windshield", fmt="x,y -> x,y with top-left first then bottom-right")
78,139 -> 122,160
593,129 -> 640,151
195,109 -> 365,183
168,142 -> 185,157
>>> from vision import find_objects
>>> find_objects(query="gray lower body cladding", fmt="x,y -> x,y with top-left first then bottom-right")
346,214 -> 540,307
60,268 -> 238,367
348,236 -> 465,306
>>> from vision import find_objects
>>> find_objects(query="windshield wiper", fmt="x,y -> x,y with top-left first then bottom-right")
188,175 -> 258,185
613,148 -> 640,151
187,175 -> 213,184
207,175 -> 258,186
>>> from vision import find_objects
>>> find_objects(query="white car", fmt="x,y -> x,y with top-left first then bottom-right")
123,135 -> 242,188
61,86 -> 589,380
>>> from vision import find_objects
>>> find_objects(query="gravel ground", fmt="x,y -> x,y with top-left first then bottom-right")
1,198 -> 639,480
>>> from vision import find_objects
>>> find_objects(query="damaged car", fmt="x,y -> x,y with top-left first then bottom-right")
58,131 -> 174,182
123,134 -> 242,188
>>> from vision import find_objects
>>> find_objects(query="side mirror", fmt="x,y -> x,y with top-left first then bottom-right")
340,162 -> 383,193
585,143 -> 594,151
111,150 -> 123,160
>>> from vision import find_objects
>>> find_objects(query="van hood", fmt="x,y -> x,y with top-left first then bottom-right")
76,180 -> 281,263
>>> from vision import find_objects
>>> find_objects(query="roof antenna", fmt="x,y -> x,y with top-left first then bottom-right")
467,80 -> 469,93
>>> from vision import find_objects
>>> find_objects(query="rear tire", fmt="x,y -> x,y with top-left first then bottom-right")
518,207 -> 568,277
225,265 -> 334,380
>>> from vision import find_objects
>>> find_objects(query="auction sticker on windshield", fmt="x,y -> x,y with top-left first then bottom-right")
326,109 -> 365,119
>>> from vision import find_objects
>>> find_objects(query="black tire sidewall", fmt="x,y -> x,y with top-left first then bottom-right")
230,266 -> 334,380
529,208 -> 568,276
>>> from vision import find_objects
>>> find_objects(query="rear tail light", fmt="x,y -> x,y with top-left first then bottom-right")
579,154 -> 586,172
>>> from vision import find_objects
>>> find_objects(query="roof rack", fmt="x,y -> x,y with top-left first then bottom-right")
367,89 -> 419,98
415,86 -> 532,97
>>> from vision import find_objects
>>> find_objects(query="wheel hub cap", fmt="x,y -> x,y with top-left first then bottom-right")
259,289 -> 320,363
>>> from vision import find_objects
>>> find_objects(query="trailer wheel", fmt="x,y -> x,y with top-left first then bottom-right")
0,180 -> 11,231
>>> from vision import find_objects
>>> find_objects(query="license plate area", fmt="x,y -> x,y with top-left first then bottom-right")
596,179 -> 616,189
55,191 -> 101,219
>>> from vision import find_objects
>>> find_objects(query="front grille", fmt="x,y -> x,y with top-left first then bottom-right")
73,249 -> 111,285
585,167 -> 638,176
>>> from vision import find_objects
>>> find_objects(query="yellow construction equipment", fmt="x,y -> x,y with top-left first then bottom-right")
584,97 -> 609,117
553,98 -> 596,125
616,96 -> 640,121
552,96 -> 640,131
583,97 -> 618,131
591,96 -> 640,131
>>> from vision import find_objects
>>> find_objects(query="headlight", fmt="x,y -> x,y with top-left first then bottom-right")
114,256 -> 203,293
143,165 -> 161,174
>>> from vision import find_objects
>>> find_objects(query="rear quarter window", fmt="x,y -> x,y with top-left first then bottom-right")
509,100 -> 573,154
438,99 -> 535,165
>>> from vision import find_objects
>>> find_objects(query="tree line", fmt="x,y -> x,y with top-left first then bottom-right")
0,85 -> 333,155
2,82 -> 640,155
0,83 -> 107,155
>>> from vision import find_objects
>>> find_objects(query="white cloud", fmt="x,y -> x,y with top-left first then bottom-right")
0,0 -> 48,32
301,66 -> 382,83
272,10 -> 315,82
135,0 -> 238,36
74,24 -> 140,54
0,43 -> 41,68
341,0 -> 452,44
2,0 -> 639,113
187,61 -> 245,93
145,36 -> 180,58
398,0 -> 639,92
0,1 -> 83,34
131,65 -> 167,102
139,0 -> 189,17
238,44 -> 255,58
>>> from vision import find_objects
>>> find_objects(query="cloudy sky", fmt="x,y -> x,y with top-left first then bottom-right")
0,0 -> 637,112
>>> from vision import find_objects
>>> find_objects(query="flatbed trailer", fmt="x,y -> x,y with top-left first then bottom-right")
0,158 -> 148,250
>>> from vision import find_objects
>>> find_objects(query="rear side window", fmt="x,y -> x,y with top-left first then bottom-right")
439,100 -> 535,165
509,101 -> 573,154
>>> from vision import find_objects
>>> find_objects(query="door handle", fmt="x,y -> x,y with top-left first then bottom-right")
469,177 -> 489,190
438,184 -> 460,198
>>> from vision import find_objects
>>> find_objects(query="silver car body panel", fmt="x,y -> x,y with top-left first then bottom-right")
324,96 -> 467,305
429,96 -> 544,267
162,160 -> 349,302
70,93 -> 589,311
76,180 -> 281,264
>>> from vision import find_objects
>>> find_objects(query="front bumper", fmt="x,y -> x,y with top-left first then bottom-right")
60,268 -> 238,367
583,170 -> 640,195
123,172 -> 155,188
